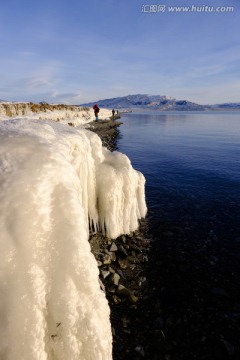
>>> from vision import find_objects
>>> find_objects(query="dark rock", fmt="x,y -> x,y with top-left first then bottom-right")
117,269 -> 125,278
108,285 -> 116,293
154,316 -> 164,329
119,245 -> 128,256
118,258 -> 128,269
113,295 -> 121,304
130,244 -> 142,252
135,345 -> 145,357
121,317 -> 130,328
211,287 -> 229,297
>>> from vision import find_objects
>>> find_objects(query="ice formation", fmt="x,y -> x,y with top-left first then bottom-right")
0,118 -> 147,360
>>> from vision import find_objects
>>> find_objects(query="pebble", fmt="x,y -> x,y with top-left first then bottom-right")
109,251 -> 116,261
108,285 -> 116,293
121,317 -> 129,328
101,270 -> 110,279
130,294 -> 139,303
99,279 -> 105,292
130,244 -> 142,252
109,267 -> 115,274
117,269 -> 125,278
118,285 -> 138,303
118,284 -> 132,296
119,245 -> 128,256
121,235 -> 127,243
103,254 -> 111,265
128,255 -> 140,264
113,295 -> 121,304
113,273 -> 120,286
118,258 -> 128,269
110,242 -> 118,252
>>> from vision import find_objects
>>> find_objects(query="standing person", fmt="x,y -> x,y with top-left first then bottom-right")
112,109 -> 115,118
93,104 -> 100,121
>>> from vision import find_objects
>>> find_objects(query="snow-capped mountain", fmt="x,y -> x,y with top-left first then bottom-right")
81,94 -> 208,111
81,94 -> 240,111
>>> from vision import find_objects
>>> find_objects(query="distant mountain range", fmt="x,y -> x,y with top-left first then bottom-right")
81,94 -> 240,111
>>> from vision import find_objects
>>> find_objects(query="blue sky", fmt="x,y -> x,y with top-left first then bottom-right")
0,0 -> 240,104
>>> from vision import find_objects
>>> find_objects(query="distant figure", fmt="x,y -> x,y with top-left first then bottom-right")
116,110 -> 119,114
93,104 -> 100,121
112,109 -> 115,117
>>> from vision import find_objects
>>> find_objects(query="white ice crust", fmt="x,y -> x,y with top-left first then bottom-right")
0,118 -> 147,360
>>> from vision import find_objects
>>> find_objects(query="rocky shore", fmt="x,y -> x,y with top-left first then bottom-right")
86,116 -> 122,151
88,117 -> 155,358
88,117 -> 240,360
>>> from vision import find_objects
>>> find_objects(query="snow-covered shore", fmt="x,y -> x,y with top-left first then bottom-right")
0,112 -> 147,359
0,102 -> 112,126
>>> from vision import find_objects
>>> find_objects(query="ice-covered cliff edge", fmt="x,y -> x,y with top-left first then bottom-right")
0,119 -> 147,360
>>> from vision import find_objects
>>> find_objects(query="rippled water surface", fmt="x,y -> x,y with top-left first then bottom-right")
118,111 -> 240,243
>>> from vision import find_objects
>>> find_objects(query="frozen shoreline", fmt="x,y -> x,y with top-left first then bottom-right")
0,113 -> 147,359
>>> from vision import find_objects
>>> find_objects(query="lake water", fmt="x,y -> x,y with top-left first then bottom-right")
118,111 -> 240,245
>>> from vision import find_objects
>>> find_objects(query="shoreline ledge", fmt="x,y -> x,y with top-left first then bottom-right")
87,115 -> 154,359
87,116 -> 122,151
